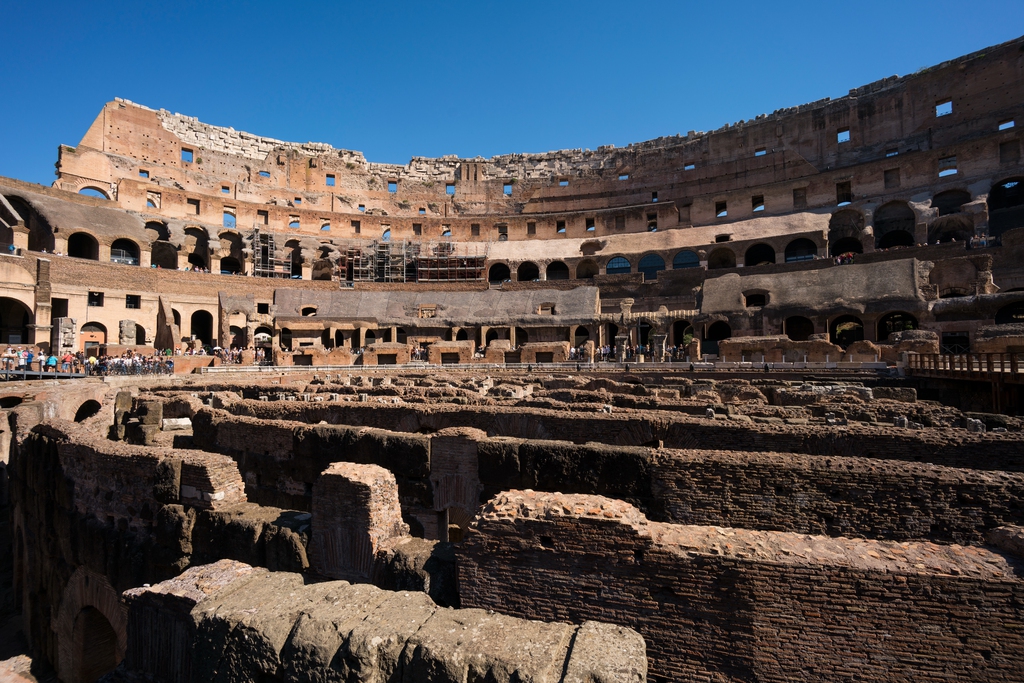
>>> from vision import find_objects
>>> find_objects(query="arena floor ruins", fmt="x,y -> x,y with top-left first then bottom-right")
0,367 -> 1022,682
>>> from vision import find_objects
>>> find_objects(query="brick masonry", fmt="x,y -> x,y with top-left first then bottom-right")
195,408 -> 1024,545
309,462 -> 408,580
457,490 -> 1024,683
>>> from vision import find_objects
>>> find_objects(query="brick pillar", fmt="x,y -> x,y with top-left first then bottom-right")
310,462 -> 408,580
429,428 -> 486,541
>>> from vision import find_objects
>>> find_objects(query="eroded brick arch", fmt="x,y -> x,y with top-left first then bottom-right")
54,566 -> 128,683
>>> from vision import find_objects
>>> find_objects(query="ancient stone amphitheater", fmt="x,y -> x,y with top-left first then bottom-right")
1,34 -> 1024,683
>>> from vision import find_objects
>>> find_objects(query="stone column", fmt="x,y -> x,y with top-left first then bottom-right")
650,333 -> 668,362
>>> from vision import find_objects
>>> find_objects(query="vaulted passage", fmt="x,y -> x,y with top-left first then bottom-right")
874,202 -> 916,249
73,607 -> 118,683
988,178 -> 1024,237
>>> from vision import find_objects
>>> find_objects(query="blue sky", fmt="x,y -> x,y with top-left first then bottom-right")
1,1 -> 1021,185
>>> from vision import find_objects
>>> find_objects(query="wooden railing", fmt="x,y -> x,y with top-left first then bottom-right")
907,353 -> 1023,381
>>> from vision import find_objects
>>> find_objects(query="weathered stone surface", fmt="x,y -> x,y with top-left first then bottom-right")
121,562 -> 646,683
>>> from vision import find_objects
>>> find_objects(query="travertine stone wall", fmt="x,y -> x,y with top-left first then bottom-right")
458,490 -> 1024,683
115,559 -> 647,683
309,462 -> 409,580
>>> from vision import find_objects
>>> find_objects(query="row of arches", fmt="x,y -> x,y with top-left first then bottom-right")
488,238 -> 823,283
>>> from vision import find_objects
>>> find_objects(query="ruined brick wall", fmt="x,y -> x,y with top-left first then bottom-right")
196,409 -> 1024,545
222,399 -> 1024,471
191,409 -> 431,514
458,491 -> 1024,683
9,422 -> 308,674
649,449 -> 1024,544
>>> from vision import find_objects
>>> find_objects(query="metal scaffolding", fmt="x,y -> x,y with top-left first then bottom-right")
250,226 -> 290,278
329,239 -> 488,285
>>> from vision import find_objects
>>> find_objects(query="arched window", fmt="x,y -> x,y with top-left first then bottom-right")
488,263 -> 510,284
110,238 -> 140,266
222,211 -> 236,228
744,243 -> 776,267
828,210 -> 865,256
995,301 -> 1024,325
874,202 -> 916,249
988,178 -> 1024,237
190,310 -> 214,345
830,315 -> 864,348
576,260 -> 599,279
707,248 -> 735,270
382,229 -> 391,242
517,261 -> 539,281
78,187 -> 109,200
67,233 -> 99,260
638,254 -> 666,279
220,257 -> 241,274
672,250 -> 700,269
932,189 -> 971,216
606,256 -> 631,274
0,298 -> 33,344
784,316 -> 814,341
877,311 -> 918,340
546,261 -> 570,280
784,238 -> 817,262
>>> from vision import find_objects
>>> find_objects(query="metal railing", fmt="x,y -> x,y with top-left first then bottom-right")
198,359 -> 891,375
907,353 -> 1024,381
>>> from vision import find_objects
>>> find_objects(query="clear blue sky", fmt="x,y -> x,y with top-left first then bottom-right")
1,1 -> 1021,185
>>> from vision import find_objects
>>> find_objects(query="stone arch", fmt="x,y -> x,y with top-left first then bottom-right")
707,248 -> 735,270
932,189 -> 972,216
144,221 -> 170,242
575,260 -> 599,279
220,256 -> 242,274
996,301 -> 1024,325
285,239 -> 303,278
784,316 -> 815,341
488,263 -> 511,284
830,315 -> 864,348
190,310 -> 214,345
988,178 -> 1024,237
784,238 -> 817,262
80,322 -> 106,349
638,254 -> 666,279
877,311 -> 918,340
517,261 -> 539,282
546,261 -> 570,280
828,210 -> 865,255
928,214 -> 973,244
110,238 -> 140,266
77,186 -> 110,200
67,232 -> 99,260
74,400 -> 102,422
573,325 -> 590,346
54,566 -> 127,683
184,227 -> 210,269
672,320 -> 694,346
0,297 -> 33,344
874,201 -> 916,249
672,250 -> 700,269
151,240 -> 178,269
744,243 -> 776,267
704,320 -> 731,355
